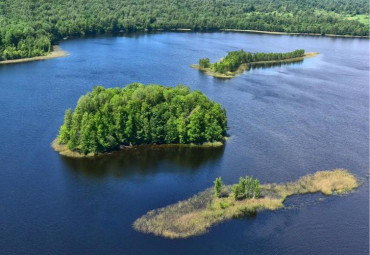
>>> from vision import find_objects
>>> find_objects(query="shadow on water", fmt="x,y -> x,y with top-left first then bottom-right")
249,59 -> 303,70
60,144 -> 225,178
206,59 -> 305,82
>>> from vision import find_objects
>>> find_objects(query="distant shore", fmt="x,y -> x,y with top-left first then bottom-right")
0,46 -> 68,65
52,138 -> 226,158
191,52 -> 319,78
220,29 -> 369,38
146,28 -> 369,38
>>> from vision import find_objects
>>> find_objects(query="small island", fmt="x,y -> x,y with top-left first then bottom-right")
53,83 -> 227,157
192,49 -> 319,78
133,169 -> 358,238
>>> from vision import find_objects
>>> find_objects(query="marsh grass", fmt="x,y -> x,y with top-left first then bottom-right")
133,169 -> 358,238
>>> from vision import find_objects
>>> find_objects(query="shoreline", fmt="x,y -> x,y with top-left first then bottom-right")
191,52 -> 319,79
51,138 -> 226,158
0,46 -> 68,65
0,27 -> 365,66
133,169 -> 358,238
220,29 -> 369,38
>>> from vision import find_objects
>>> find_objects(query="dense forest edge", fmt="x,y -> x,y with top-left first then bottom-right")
54,84 -> 227,157
0,0 -> 369,61
192,49 -> 318,78
133,169 -> 358,238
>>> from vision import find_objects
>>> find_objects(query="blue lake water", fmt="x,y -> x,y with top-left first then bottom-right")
0,32 -> 368,254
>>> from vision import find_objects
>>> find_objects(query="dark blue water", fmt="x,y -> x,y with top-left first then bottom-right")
0,32 -> 368,254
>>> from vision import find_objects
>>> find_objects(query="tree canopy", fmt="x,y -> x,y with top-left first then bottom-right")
57,84 -> 227,155
0,0 -> 368,60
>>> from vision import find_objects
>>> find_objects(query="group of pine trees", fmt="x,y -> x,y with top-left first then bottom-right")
1,0 -> 368,60
200,49 -> 305,73
213,176 -> 261,200
57,84 -> 227,155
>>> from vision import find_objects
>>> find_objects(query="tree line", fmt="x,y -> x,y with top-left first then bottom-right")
200,49 -> 305,73
57,84 -> 227,155
0,0 -> 368,60
214,176 -> 261,200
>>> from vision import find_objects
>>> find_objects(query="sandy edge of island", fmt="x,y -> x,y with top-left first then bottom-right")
0,46 -> 69,65
51,138 -> 226,158
191,52 -> 320,78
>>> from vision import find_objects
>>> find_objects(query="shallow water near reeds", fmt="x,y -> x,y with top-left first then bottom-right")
0,32 -> 368,254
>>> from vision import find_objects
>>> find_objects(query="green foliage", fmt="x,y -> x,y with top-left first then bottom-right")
219,200 -> 231,209
232,184 -> 242,200
57,108 -> 73,144
57,83 -> 227,155
199,58 -> 210,68
214,177 -> 223,197
0,0 -> 368,60
232,175 -> 261,200
210,49 -> 305,73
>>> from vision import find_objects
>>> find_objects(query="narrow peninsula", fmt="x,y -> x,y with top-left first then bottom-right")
192,49 -> 319,78
53,84 -> 227,157
0,46 -> 68,65
133,169 -> 358,238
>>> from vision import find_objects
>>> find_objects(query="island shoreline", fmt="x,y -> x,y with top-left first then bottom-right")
0,46 -> 68,65
133,169 -> 359,239
51,138 -> 226,158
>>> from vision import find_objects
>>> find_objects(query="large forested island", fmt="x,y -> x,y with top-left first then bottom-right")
134,169 -> 358,238
0,0 -> 368,61
53,84 -> 227,157
192,49 -> 318,78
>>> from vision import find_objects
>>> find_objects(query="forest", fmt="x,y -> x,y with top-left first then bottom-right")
200,49 -> 305,73
57,84 -> 227,155
0,0 -> 368,60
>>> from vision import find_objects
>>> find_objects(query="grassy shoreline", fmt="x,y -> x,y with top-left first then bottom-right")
191,52 -> 319,79
51,138 -> 226,158
133,169 -> 358,239
0,46 -> 68,65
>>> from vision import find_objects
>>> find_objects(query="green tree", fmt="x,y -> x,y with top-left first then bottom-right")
253,179 -> 261,199
199,58 -> 210,68
214,177 -> 223,197
232,184 -> 242,200
57,108 -> 73,143
232,175 -> 261,200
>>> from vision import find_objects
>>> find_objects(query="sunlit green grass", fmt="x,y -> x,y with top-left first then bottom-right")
347,14 -> 369,26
